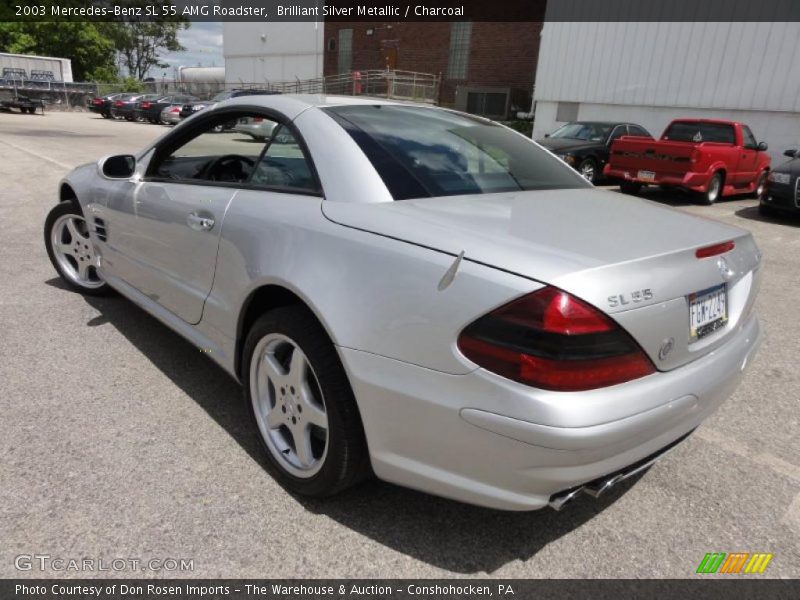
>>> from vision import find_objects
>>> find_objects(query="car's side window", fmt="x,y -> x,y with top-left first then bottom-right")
628,125 -> 650,137
248,125 -> 319,193
607,126 -> 626,144
149,113 -> 277,184
742,126 -> 757,150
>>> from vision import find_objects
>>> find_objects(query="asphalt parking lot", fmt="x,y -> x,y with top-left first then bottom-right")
1,111 -> 798,579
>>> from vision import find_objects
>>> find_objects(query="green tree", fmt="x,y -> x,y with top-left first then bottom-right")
108,20 -> 187,80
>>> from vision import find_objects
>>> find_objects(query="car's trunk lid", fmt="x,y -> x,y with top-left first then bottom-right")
322,189 -> 761,371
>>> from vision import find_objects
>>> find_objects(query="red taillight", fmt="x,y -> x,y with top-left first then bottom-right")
92,98 -> 103,105
492,287 -> 614,335
695,240 -> 735,259
141,102 -> 151,109
169,107 -> 180,113
457,286 -> 655,392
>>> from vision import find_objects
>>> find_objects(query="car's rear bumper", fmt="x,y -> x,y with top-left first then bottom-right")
161,113 -> 181,124
605,167 -> 710,192
761,184 -> 799,212
340,313 -> 760,511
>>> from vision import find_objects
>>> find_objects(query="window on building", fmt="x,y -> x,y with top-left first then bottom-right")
338,29 -> 353,74
555,102 -> 579,123
465,91 -> 508,120
447,22 -> 472,80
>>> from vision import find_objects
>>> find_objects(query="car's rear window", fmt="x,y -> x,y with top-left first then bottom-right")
324,105 -> 588,200
663,122 -> 736,144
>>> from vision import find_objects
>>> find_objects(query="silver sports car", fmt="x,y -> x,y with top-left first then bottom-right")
44,95 -> 762,511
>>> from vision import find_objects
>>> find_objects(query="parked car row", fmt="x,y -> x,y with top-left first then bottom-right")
539,118 -> 777,207
87,89 -> 281,128
88,92 -> 200,123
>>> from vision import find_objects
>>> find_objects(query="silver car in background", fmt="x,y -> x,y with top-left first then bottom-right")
233,115 -> 279,141
160,105 -> 182,125
44,95 -> 761,511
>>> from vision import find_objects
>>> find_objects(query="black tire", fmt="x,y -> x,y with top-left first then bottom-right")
102,112 -> 111,119
577,157 -> 598,183
699,172 -> 724,205
44,201 -> 113,296
620,181 -> 642,195
242,306 -> 370,497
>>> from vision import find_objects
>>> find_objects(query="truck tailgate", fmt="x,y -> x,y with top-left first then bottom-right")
609,138 -> 696,178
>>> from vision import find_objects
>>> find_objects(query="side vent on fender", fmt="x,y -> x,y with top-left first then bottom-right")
94,218 -> 108,242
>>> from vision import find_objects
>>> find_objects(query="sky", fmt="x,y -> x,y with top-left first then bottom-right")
153,22 -> 225,78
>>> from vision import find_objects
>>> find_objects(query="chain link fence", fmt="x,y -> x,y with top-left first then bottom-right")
1,70 -> 441,112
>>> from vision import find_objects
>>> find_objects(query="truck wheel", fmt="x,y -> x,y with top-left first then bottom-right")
620,181 -> 642,195
752,171 -> 768,199
577,158 -> 598,183
700,172 -> 723,205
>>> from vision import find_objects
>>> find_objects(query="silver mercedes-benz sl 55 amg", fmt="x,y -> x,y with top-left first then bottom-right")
44,95 -> 762,511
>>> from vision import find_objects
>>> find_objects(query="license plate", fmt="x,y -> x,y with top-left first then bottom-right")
688,284 -> 728,342
637,170 -> 656,182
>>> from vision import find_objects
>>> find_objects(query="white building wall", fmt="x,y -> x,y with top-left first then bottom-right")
532,22 -> 800,160
223,22 -> 323,86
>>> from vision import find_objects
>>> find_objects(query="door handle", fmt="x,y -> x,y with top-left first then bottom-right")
187,213 -> 215,231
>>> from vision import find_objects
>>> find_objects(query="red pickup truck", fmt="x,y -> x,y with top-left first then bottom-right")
604,119 -> 771,204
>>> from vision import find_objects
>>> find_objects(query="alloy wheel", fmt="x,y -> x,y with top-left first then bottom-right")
579,160 -> 596,182
249,333 -> 329,478
50,214 -> 105,289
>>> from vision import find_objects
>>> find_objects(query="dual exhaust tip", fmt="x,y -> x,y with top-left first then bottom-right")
548,430 -> 694,511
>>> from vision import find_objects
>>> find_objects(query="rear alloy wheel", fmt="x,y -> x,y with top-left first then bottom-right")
701,172 -> 723,205
243,307 -> 369,497
44,201 -> 111,295
577,158 -> 598,183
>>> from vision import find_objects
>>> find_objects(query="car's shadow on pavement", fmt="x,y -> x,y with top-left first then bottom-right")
735,205 -> 800,227
610,185 -> 699,207
49,277 -> 639,574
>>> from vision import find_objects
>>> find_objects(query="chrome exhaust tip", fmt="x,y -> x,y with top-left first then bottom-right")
548,486 -> 583,511
547,430 -> 695,511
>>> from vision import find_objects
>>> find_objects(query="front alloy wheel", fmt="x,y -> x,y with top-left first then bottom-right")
44,201 -> 111,295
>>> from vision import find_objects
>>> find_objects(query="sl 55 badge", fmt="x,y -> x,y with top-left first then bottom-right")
608,289 -> 653,308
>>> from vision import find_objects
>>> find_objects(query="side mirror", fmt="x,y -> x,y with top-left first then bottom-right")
757,141 -> 768,152
100,155 -> 136,179
784,148 -> 798,158
544,133 -> 550,138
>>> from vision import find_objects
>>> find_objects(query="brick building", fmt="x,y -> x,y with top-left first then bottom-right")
323,22 -> 542,119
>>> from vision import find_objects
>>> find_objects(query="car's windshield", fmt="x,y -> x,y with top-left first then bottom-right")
549,122 -> 613,141
325,105 -> 588,200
